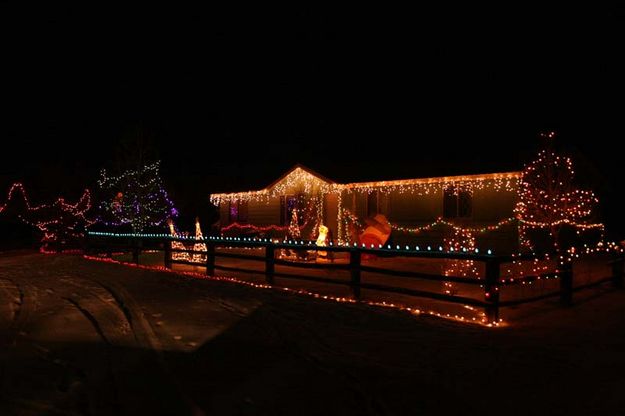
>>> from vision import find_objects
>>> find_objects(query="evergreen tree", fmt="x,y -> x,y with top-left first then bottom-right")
97,161 -> 177,232
515,133 -> 602,251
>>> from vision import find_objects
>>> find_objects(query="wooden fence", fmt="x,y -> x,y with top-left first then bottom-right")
85,233 -> 625,323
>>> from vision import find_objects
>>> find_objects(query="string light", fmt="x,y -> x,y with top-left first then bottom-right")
211,168 -> 520,205
82,253 -> 495,326
97,161 -> 177,232
336,192 -> 344,243
514,137 -> 603,252
86,231 -> 501,255
392,217 -> 519,235
222,222 -> 289,232
210,167 -> 520,246
343,172 -> 520,195
85,230 -> 623,328
340,208 -> 364,245
287,209 -> 301,240
209,154 -> 603,271
1,183 -> 95,251
442,228 -> 479,294
221,196 -> 320,234
191,218 -> 207,263
168,219 -> 191,262
210,167 -> 337,204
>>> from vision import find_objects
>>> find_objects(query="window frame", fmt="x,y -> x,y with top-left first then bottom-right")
443,187 -> 473,219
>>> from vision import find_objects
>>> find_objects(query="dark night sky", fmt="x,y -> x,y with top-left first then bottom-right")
1,5 -> 625,235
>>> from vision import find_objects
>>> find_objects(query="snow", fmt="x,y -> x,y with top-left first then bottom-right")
1,252 -> 624,415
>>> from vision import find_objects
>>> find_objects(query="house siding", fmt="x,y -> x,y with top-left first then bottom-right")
213,169 -> 521,253
248,197 -> 281,226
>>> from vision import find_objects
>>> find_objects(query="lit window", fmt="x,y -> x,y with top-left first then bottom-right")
280,195 -> 304,225
229,200 -> 248,223
443,188 -> 472,219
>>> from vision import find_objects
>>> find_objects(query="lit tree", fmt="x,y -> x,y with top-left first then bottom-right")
442,227 -> 478,295
167,218 -> 190,261
97,161 -> 177,232
282,208 -> 306,260
514,132 -> 602,252
287,208 -> 301,240
191,217 -> 207,263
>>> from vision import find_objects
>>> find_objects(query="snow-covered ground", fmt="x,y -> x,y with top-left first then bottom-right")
1,252 -> 624,415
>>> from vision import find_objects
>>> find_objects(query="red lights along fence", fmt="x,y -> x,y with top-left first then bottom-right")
84,233 -> 625,324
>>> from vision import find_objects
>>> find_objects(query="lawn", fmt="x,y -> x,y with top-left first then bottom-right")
1,252 -> 624,415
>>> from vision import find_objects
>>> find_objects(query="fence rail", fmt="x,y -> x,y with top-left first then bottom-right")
85,233 -> 625,323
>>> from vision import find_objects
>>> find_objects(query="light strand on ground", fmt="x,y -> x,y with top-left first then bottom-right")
82,254 -> 498,327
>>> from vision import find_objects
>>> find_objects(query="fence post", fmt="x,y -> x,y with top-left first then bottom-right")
206,242 -> 215,276
164,240 -> 172,269
559,260 -> 573,305
82,233 -> 90,255
484,258 -> 500,323
350,249 -> 361,300
265,245 -> 275,285
132,238 -> 140,265
611,256 -> 624,289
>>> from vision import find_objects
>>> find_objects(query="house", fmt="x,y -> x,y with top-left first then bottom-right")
210,165 -> 522,253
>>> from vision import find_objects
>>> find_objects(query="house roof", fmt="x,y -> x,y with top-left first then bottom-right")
210,164 -> 521,199
265,164 -> 335,189
344,171 -> 521,189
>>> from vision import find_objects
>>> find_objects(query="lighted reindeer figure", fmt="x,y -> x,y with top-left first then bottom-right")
1,183 -> 94,252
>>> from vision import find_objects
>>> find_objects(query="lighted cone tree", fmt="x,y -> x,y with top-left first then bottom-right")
167,218 -> 189,261
97,161 -> 177,232
283,209 -> 306,259
288,209 -> 301,240
514,132 -> 602,252
192,217 -> 207,263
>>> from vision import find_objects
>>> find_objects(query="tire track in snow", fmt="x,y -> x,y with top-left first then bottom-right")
62,297 -> 111,345
0,278 -> 21,330
265,300 -> 399,415
0,278 -> 35,347
94,278 -> 205,415
59,278 -> 134,346
66,274 -> 205,415
0,278 -> 43,409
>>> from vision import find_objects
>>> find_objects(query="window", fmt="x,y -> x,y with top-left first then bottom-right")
228,200 -> 248,223
367,191 -> 378,217
443,188 -> 472,219
280,195 -> 304,226
366,191 -> 389,217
